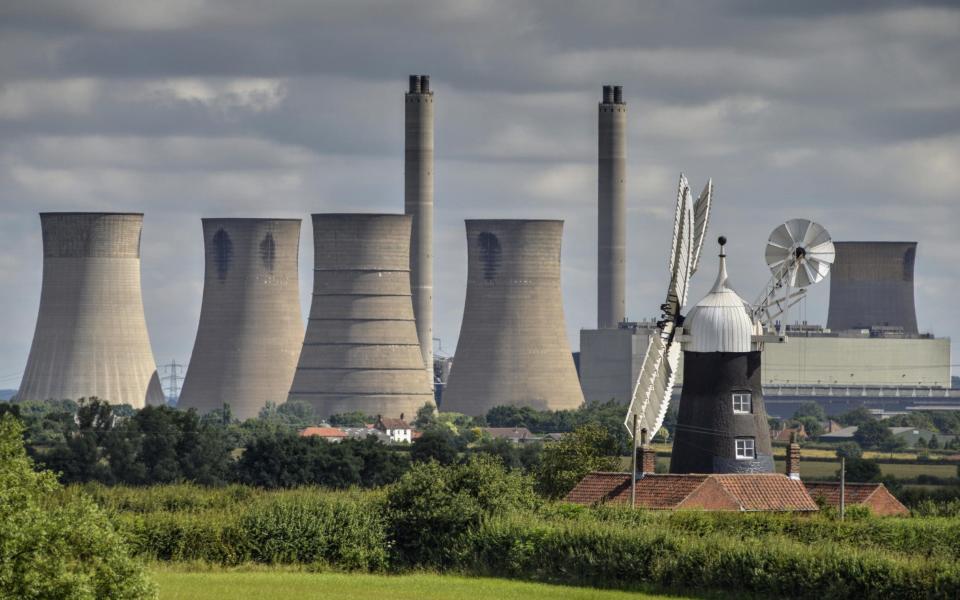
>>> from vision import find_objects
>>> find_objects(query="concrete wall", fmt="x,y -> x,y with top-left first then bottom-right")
178,219 -> 304,420
442,219 -> 585,416
579,327 -> 652,405
761,335 -> 950,387
597,84 -> 626,329
405,74 -> 434,383
288,214 -> 434,418
18,213 -> 165,408
827,241 -> 919,334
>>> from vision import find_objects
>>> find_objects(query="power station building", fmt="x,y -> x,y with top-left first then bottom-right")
178,219 -> 304,420
671,245 -> 774,474
18,212 -> 165,408
288,214 -> 434,418
442,219 -> 585,416
405,74 -> 435,388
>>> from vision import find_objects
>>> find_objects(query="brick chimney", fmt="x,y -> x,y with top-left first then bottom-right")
639,445 -> 657,477
786,432 -> 801,480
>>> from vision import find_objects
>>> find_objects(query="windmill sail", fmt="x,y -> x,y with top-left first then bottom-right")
690,179 -> 713,275
625,173 -> 712,442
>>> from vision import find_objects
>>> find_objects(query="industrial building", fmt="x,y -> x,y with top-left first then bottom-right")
580,237 -> 953,417
18,212 -> 165,408
178,218 -> 304,420
442,219 -> 585,416
405,74 -> 434,385
287,214 -> 435,418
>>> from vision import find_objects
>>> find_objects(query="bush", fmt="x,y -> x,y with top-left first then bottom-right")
0,414 -> 154,599
384,455 -> 538,567
469,516 -> 960,598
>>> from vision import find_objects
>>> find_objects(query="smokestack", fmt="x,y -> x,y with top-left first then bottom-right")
287,214 -> 435,418
442,220 -> 585,416
598,84 -> 627,328
19,213 -> 165,408
405,74 -> 435,388
178,218 -> 304,420
827,241 -> 919,334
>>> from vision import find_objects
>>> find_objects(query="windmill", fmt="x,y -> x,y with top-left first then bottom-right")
624,179 -> 835,447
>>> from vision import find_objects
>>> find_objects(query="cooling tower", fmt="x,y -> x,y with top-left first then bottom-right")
442,220 -> 585,416
178,219 -> 304,420
826,241 -> 918,334
405,74 -> 434,383
598,84 -> 626,329
287,214 -> 434,418
18,212 -> 165,408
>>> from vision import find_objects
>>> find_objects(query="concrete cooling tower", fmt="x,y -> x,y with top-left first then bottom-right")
287,214 -> 434,418
19,212 -> 165,408
405,74 -> 434,384
178,219 -> 304,420
442,220 -> 585,416
826,241 -> 918,334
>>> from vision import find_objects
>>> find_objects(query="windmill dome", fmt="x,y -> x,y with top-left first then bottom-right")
684,241 -> 754,353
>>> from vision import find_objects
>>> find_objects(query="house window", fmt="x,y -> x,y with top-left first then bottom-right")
732,392 -> 752,414
735,438 -> 755,460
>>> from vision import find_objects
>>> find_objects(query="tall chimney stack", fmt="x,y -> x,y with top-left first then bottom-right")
598,84 -> 626,328
405,74 -> 434,388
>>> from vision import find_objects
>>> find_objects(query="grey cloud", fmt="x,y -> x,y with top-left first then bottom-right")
0,0 -> 958,382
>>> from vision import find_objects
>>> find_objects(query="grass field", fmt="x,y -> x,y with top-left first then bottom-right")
151,570 -> 691,600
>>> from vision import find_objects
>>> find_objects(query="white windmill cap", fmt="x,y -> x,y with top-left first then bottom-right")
684,236 -> 755,353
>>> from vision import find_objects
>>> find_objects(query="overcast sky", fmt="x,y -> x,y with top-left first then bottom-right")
1,0 -> 958,391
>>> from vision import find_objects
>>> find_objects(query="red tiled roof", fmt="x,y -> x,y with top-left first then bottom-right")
711,474 -> 818,511
377,417 -> 410,430
566,472 -> 818,512
299,427 -> 347,438
804,482 -> 909,516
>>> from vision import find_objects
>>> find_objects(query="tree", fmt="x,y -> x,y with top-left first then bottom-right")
794,416 -> 824,437
853,419 -> 894,450
835,441 -> 862,461
411,403 -> 438,429
928,434 -> 940,450
384,455 -> 537,567
0,414 -> 154,599
534,423 -> 620,499
837,406 -> 875,427
841,457 -> 882,483
793,401 -> 827,422
329,411 -> 372,428
410,428 -> 459,465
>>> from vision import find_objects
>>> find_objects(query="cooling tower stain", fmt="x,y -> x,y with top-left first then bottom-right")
260,232 -> 276,272
478,232 -> 501,280
213,229 -> 233,281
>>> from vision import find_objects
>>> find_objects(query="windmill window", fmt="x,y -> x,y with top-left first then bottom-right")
735,438 -> 755,460
732,392 -> 752,414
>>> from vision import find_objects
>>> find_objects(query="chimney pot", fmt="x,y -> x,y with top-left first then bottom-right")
409,75 -> 421,94
613,85 -> 623,104
420,75 -> 430,93
602,85 -> 613,104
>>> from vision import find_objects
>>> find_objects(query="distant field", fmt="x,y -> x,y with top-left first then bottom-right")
151,570 -> 691,600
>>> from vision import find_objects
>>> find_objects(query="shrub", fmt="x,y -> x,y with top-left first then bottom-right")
0,414 -> 154,599
385,455 -> 538,567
